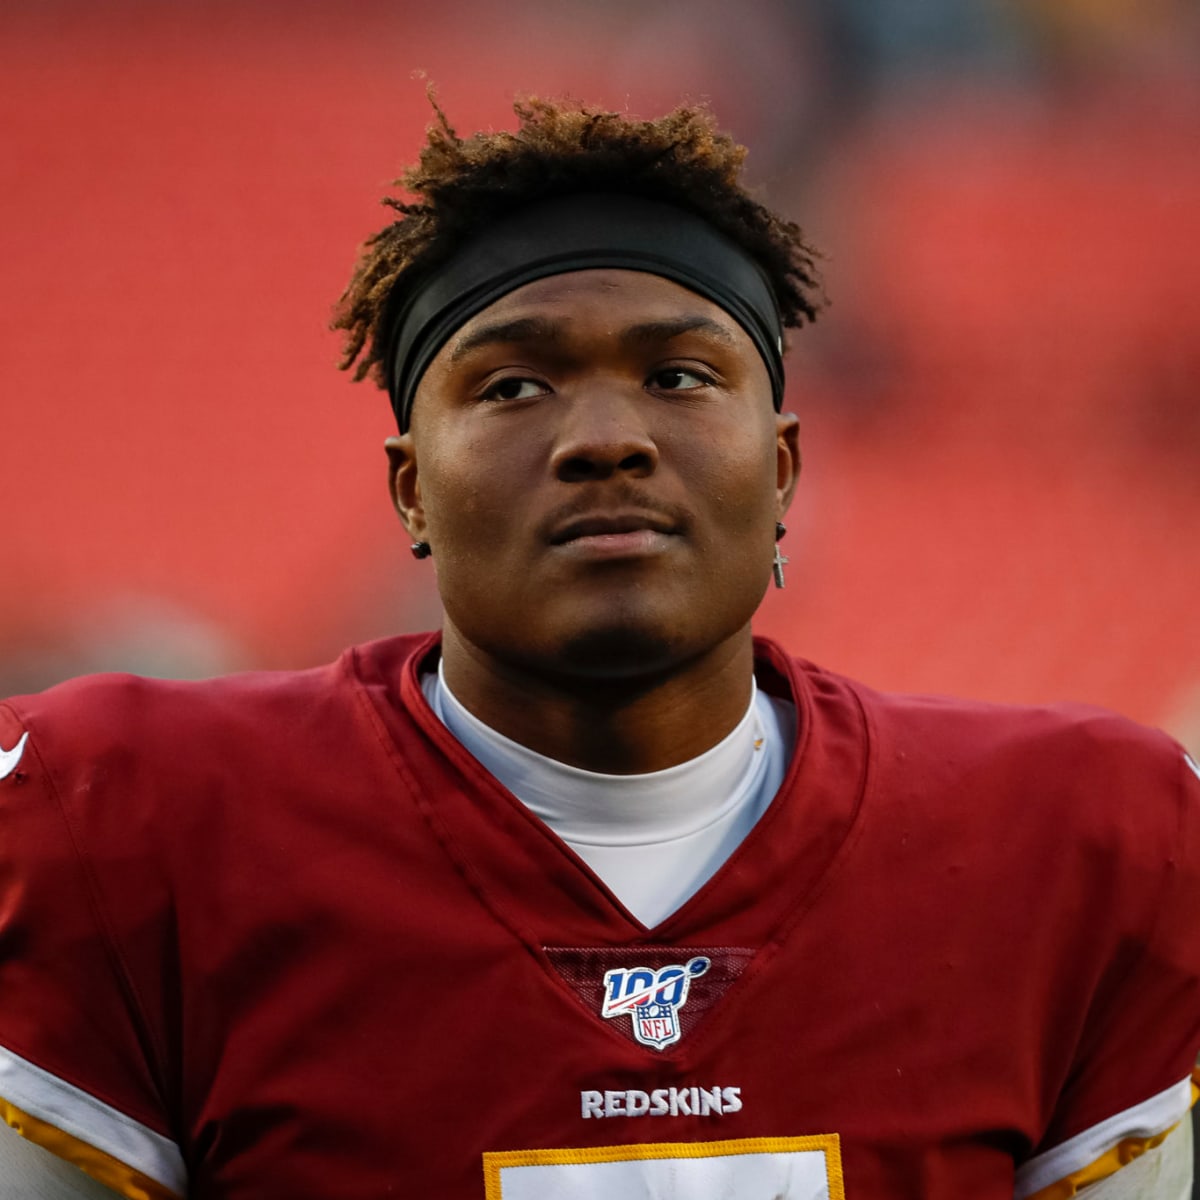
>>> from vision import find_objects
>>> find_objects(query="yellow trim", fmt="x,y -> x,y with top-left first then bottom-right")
1023,1121 -> 1182,1200
0,1097 -> 181,1200
483,1135 -> 844,1200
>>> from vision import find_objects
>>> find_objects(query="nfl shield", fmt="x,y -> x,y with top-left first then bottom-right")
600,956 -> 711,1050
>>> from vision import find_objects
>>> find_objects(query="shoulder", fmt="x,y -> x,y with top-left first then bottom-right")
0,633 -> 439,819
864,685 -> 1194,897
759,638 -> 1195,887
1,664 -> 328,781
760,634 -> 1180,780
782,648 -> 1188,814
888,683 -> 1175,784
845,676 -> 1189,839
2,628 -> 436,739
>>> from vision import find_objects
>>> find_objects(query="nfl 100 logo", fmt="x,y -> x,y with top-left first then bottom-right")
600,956 -> 711,1049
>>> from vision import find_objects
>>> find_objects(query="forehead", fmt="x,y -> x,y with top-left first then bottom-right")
442,268 -> 757,356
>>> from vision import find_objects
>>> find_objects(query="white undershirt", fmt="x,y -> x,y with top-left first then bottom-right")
423,663 -> 795,927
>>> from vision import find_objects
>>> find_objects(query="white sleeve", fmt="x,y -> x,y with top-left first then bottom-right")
0,1123 -> 125,1199
1070,1113 -> 1193,1200
1014,1077 -> 1195,1199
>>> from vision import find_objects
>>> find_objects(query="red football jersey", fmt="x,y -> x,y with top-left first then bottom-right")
0,634 -> 1197,1199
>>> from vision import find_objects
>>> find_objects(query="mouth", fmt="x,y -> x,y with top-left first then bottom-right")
550,513 -> 679,544
548,512 -> 681,560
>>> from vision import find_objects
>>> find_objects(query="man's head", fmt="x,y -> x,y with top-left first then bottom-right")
334,98 -> 822,686
334,97 -> 822,405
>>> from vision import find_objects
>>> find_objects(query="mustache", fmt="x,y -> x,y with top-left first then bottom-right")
537,485 -> 692,541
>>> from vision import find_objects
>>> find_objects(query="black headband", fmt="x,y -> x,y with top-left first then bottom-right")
384,193 -> 785,432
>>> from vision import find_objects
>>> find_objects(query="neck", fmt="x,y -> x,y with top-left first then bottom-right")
438,623 -> 756,775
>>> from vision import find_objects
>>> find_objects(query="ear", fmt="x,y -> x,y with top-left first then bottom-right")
774,412 -> 802,518
385,434 -> 427,543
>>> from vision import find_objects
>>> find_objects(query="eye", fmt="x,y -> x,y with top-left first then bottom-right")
481,376 -> 549,402
648,366 -> 712,391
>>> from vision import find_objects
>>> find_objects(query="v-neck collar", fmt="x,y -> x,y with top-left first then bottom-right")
353,633 -> 872,951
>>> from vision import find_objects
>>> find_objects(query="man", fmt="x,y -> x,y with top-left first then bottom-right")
0,99 -> 1197,1199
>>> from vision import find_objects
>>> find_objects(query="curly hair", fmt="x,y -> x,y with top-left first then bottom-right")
332,95 -> 825,390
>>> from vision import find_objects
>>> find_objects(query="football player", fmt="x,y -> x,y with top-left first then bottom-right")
1,98 -> 1197,1199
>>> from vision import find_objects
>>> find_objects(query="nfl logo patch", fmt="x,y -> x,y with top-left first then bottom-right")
599,956 -> 711,1050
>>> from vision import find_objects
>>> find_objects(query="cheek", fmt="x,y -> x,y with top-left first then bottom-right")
417,431 -> 532,553
682,433 -> 779,533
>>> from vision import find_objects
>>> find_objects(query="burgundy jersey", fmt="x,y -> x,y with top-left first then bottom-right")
0,634 -> 1197,1199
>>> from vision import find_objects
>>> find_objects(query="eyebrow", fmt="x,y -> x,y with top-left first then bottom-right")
449,313 -> 738,363
619,316 -> 739,348
449,316 -> 567,363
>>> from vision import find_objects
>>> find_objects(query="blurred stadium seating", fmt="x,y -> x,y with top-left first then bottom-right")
2,0 -> 1197,749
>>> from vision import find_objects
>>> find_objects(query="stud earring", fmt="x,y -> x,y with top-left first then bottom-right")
772,523 -> 788,590
410,541 -> 432,560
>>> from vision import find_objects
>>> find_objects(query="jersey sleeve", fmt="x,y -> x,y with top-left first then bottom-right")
1063,1114 -> 1193,1199
1014,743 -> 1200,1199
0,698 -> 186,1200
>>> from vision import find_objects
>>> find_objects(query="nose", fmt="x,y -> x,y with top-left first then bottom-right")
550,390 -> 659,483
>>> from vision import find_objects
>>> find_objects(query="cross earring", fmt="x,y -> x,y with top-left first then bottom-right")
773,523 -> 788,590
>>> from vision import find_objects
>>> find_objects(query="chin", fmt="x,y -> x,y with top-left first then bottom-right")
553,624 -> 686,681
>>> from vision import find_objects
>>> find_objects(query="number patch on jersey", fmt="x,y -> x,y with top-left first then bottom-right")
483,1135 -> 845,1199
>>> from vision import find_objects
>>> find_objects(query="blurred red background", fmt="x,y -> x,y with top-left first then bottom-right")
3,0 -> 1198,748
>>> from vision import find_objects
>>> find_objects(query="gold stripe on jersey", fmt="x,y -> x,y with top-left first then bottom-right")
0,1097 -> 181,1200
483,1134 -> 845,1200
1022,1121 -> 1180,1199
1015,1075 -> 1196,1198
0,1044 -> 185,1195
1025,1080 -> 1199,1200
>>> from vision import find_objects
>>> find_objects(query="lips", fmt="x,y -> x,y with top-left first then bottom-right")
549,512 -> 679,545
